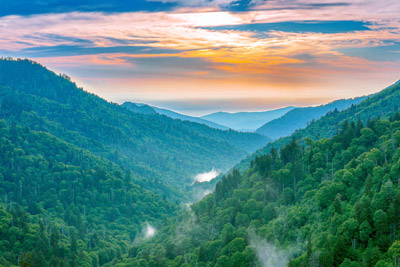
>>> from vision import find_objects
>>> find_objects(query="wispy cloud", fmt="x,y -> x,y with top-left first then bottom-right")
0,0 -> 399,114
0,0 -> 178,17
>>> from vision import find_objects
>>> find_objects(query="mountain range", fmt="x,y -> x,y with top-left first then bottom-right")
0,58 -> 271,266
256,96 -> 368,140
237,79 -> 400,171
119,80 -> 400,267
124,97 -> 371,143
201,106 -> 296,132
1,57 -> 400,267
0,59 -> 271,200
122,102 -> 229,130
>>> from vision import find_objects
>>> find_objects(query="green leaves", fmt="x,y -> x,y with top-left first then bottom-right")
0,120 -> 176,266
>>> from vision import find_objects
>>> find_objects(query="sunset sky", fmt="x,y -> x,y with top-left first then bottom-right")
1,0 -> 399,115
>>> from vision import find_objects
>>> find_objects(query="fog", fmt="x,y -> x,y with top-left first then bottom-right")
194,168 -> 219,183
188,188 -> 212,205
249,233 -> 300,267
145,223 -> 156,238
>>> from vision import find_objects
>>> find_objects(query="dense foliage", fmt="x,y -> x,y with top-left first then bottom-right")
0,58 -> 269,200
1,58 -> 399,267
0,58 -> 268,266
0,119 -> 177,266
121,102 -> 158,115
123,113 -> 400,267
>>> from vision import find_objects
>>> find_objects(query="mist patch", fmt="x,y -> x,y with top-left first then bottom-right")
194,168 -> 219,183
249,232 -> 301,267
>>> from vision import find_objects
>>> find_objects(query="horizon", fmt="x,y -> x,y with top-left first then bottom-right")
5,56 -> 395,117
121,91 -> 376,117
1,0 -> 399,115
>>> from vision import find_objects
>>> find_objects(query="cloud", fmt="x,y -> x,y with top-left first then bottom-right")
14,45 -> 181,58
223,0 -> 255,11
0,0 -> 179,17
0,1 -> 399,115
337,41 -> 400,62
203,20 -> 372,34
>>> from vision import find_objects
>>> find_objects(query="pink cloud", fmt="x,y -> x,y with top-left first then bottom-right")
0,1 -> 399,113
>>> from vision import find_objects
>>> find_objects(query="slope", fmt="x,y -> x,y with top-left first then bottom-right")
201,106 -> 296,131
256,96 -> 367,140
0,119 -> 176,266
238,80 -> 400,171
120,102 -> 157,115
0,58 -> 269,199
120,105 -> 400,267
122,102 -> 229,130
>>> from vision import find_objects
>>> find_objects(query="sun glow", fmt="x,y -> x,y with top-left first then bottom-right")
1,2 -> 399,114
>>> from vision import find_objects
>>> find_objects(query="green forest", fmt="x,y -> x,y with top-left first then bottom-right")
1,58 -> 400,267
0,58 -> 269,266
120,114 -> 400,267
0,118 -> 176,266
0,58 -> 269,201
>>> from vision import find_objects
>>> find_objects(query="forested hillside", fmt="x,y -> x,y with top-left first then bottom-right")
238,81 -> 400,171
121,112 -> 400,267
121,102 -> 157,115
256,97 -> 367,140
1,57 -> 399,267
0,119 -> 176,266
0,58 -> 271,266
0,58 -> 269,199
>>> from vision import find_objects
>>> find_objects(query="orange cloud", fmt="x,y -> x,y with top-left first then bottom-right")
1,2 -> 399,114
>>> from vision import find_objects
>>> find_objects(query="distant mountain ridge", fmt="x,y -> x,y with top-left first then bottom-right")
236,79 -> 400,171
201,106 -> 296,131
256,96 -> 368,139
122,102 -> 229,130
121,102 -> 157,115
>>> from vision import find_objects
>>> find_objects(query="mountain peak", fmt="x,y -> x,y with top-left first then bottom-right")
122,102 -> 157,115
201,106 -> 297,131
123,102 -> 230,130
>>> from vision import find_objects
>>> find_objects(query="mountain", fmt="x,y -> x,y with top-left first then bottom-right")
256,97 -> 368,140
201,106 -> 296,131
120,81 -> 400,267
122,102 -> 229,130
237,80 -> 400,171
0,58 -> 269,200
0,116 -> 177,266
121,102 -> 157,115
0,58 -> 270,267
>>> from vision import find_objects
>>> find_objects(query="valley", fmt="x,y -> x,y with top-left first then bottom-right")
0,58 -> 399,267
1,2 -> 400,265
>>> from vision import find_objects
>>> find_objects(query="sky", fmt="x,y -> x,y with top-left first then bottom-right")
0,0 -> 399,116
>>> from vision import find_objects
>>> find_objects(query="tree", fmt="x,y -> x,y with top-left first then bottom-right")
359,221 -> 372,243
389,241 -> 400,267
19,252 -> 35,267
339,258 -> 361,267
